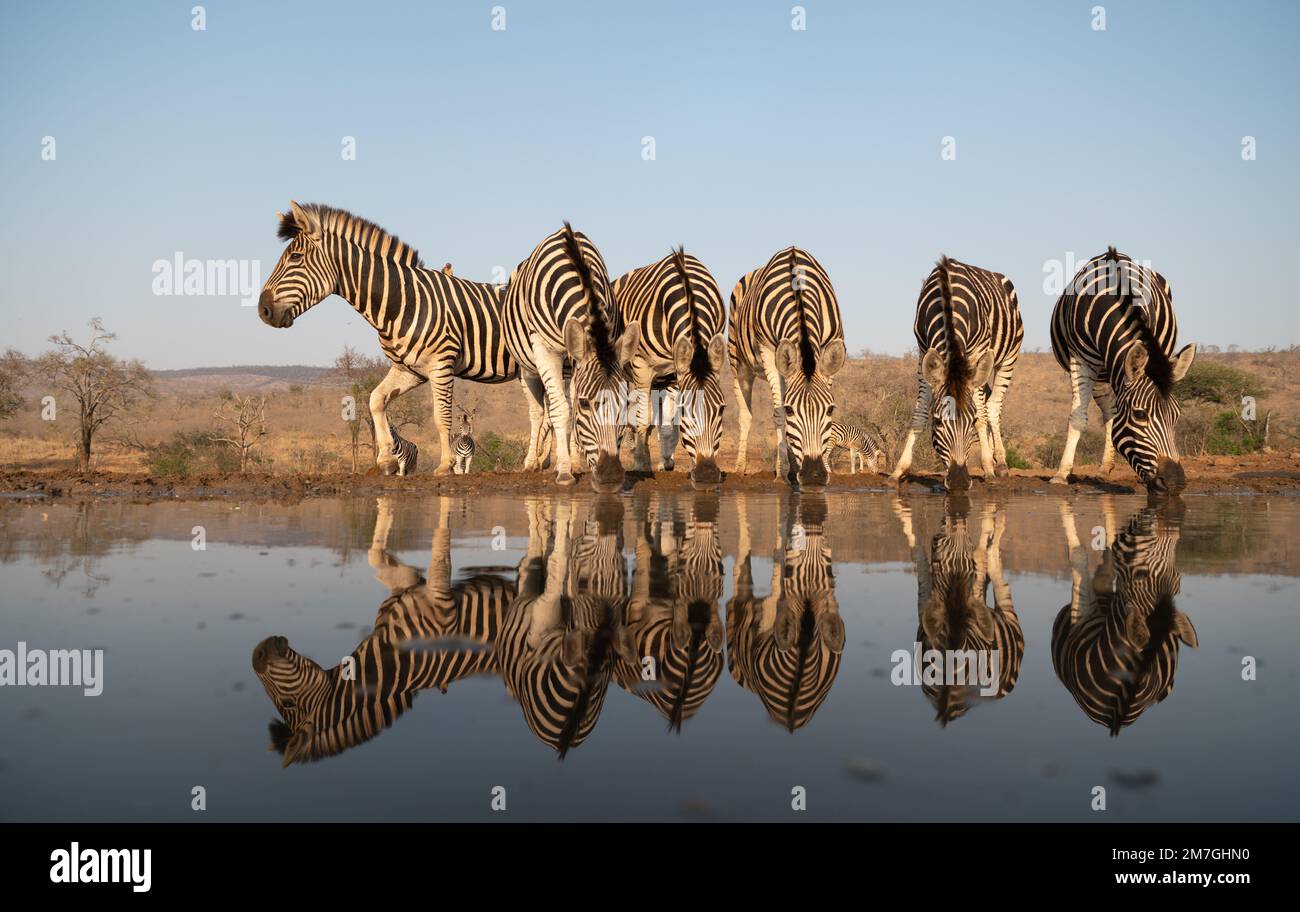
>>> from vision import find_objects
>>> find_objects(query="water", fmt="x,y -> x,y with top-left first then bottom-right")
1,490 -> 1296,822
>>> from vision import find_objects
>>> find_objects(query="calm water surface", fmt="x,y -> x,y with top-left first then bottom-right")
1,490 -> 1296,821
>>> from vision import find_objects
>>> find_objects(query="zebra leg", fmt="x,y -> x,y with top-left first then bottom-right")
369,366 -> 426,475
986,359 -> 1016,476
520,374 -> 547,472
531,337 -> 576,485
759,347 -> 790,481
428,365 -> 456,476
890,368 -> 933,483
1093,383 -> 1117,476
1051,359 -> 1094,485
732,362 -> 756,474
974,385 -> 998,479
657,386 -> 680,472
627,363 -> 654,473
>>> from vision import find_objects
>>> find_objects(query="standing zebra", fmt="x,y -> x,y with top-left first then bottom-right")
257,202 -> 517,475
827,421 -> 888,474
891,257 -> 1023,492
1054,499 -> 1197,734
1050,247 -> 1196,493
502,223 -> 641,491
251,497 -> 511,765
726,493 -> 845,731
612,248 -> 727,487
730,247 -> 846,488
451,410 -> 475,474
389,433 -> 418,476
892,496 -> 1023,725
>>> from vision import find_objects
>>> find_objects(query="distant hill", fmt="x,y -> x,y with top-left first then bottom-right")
150,365 -> 333,394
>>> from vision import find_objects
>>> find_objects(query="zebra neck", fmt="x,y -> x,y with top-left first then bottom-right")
331,242 -> 416,337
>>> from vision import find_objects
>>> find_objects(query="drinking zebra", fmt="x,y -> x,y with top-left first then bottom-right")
251,497 -> 510,765
726,493 -> 844,731
1049,247 -> 1196,493
615,492 -> 725,730
730,247 -> 847,488
502,223 -> 640,491
891,256 -> 1023,491
827,421 -> 888,474
1053,499 -> 1197,735
612,248 -> 727,487
451,411 -> 475,474
257,202 -> 517,475
892,496 -> 1023,725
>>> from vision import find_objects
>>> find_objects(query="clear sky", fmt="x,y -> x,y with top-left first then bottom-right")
1,1 -> 1296,369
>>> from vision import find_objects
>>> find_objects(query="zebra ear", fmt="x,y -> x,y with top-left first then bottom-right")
972,350 -> 995,388
1174,612 -> 1198,648
617,322 -> 642,367
288,201 -> 321,241
775,340 -> 800,378
281,721 -> 315,767
818,339 -> 846,377
817,611 -> 846,654
1124,343 -> 1150,384
1171,343 -> 1196,382
921,349 -> 946,390
672,335 -> 694,375
563,318 -> 592,361
707,333 -> 726,371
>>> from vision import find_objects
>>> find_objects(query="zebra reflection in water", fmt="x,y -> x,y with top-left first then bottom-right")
726,493 -> 845,731
1053,498 -> 1197,734
893,496 -> 1023,725
495,497 -> 636,757
251,497 -> 510,765
614,492 -> 726,730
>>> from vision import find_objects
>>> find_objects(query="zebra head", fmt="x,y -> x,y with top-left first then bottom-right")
564,318 -> 641,493
1113,341 -> 1196,494
672,333 -> 727,487
251,635 -> 330,766
775,338 -> 847,489
921,346 -> 995,492
258,202 -> 338,329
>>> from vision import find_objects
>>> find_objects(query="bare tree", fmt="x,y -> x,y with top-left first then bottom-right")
0,349 -> 27,421
33,319 -> 153,471
332,345 -> 427,472
211,394 -> 269,473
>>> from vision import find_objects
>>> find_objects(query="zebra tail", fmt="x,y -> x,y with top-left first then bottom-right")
562,221 -> 615,350
671,245 -> 701,347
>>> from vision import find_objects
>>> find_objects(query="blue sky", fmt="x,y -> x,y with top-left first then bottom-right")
1,0 -> 1296,368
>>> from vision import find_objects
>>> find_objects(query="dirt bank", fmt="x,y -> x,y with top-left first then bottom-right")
2,453 -> 1299,502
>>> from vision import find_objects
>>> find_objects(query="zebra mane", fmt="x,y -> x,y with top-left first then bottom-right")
671,246 -> 713,383
1102,246 -> 1175,395
936,255 -> 971,395
787,248 -> 818,379
562,222 -> 619,371
278,203 -> 424,268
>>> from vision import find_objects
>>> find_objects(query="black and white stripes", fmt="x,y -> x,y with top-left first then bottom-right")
1049,247 -> 1196,494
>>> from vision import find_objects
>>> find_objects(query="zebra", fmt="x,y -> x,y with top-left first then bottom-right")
257,202 -> 517,476
1049,247 -> 1196,494
502,223 -> 641,492
891,257 -> 1023,492
612,248 -> 727,487
495,497 -> 635,756
892,496 -> 1023,725
251,497 -> 510,765
389,430 -> 419,475
451,411 -> 475,474
726,493 -> 844,732
729,247 -> 846,488
615,492 -> 725,730
1053,499 -> 1198,735
827,421 -> 888,474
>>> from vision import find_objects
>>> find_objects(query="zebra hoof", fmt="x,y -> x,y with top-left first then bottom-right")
994,463 -> 1009,478
1049,474 -> 1070,486
377,455 -> 399,476
556,471 -> 576,486
433,464 -> 452,476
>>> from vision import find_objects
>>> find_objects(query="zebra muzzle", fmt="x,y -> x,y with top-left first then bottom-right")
251,635 -> 288,672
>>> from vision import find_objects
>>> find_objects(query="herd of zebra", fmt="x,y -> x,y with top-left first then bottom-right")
251,491 -> 1196,764
258,202 -> 1196,494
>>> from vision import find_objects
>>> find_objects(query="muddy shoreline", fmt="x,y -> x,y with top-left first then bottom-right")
3,453 -> 1299,502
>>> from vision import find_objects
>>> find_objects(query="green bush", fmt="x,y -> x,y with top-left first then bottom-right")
1176,362 -> 1265,406
1205,409 -> 1266,456
147,437 -> 195,476
1036,429 -> 1104,469
1002,445 -> 1030,470
472,431 -> 527,472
